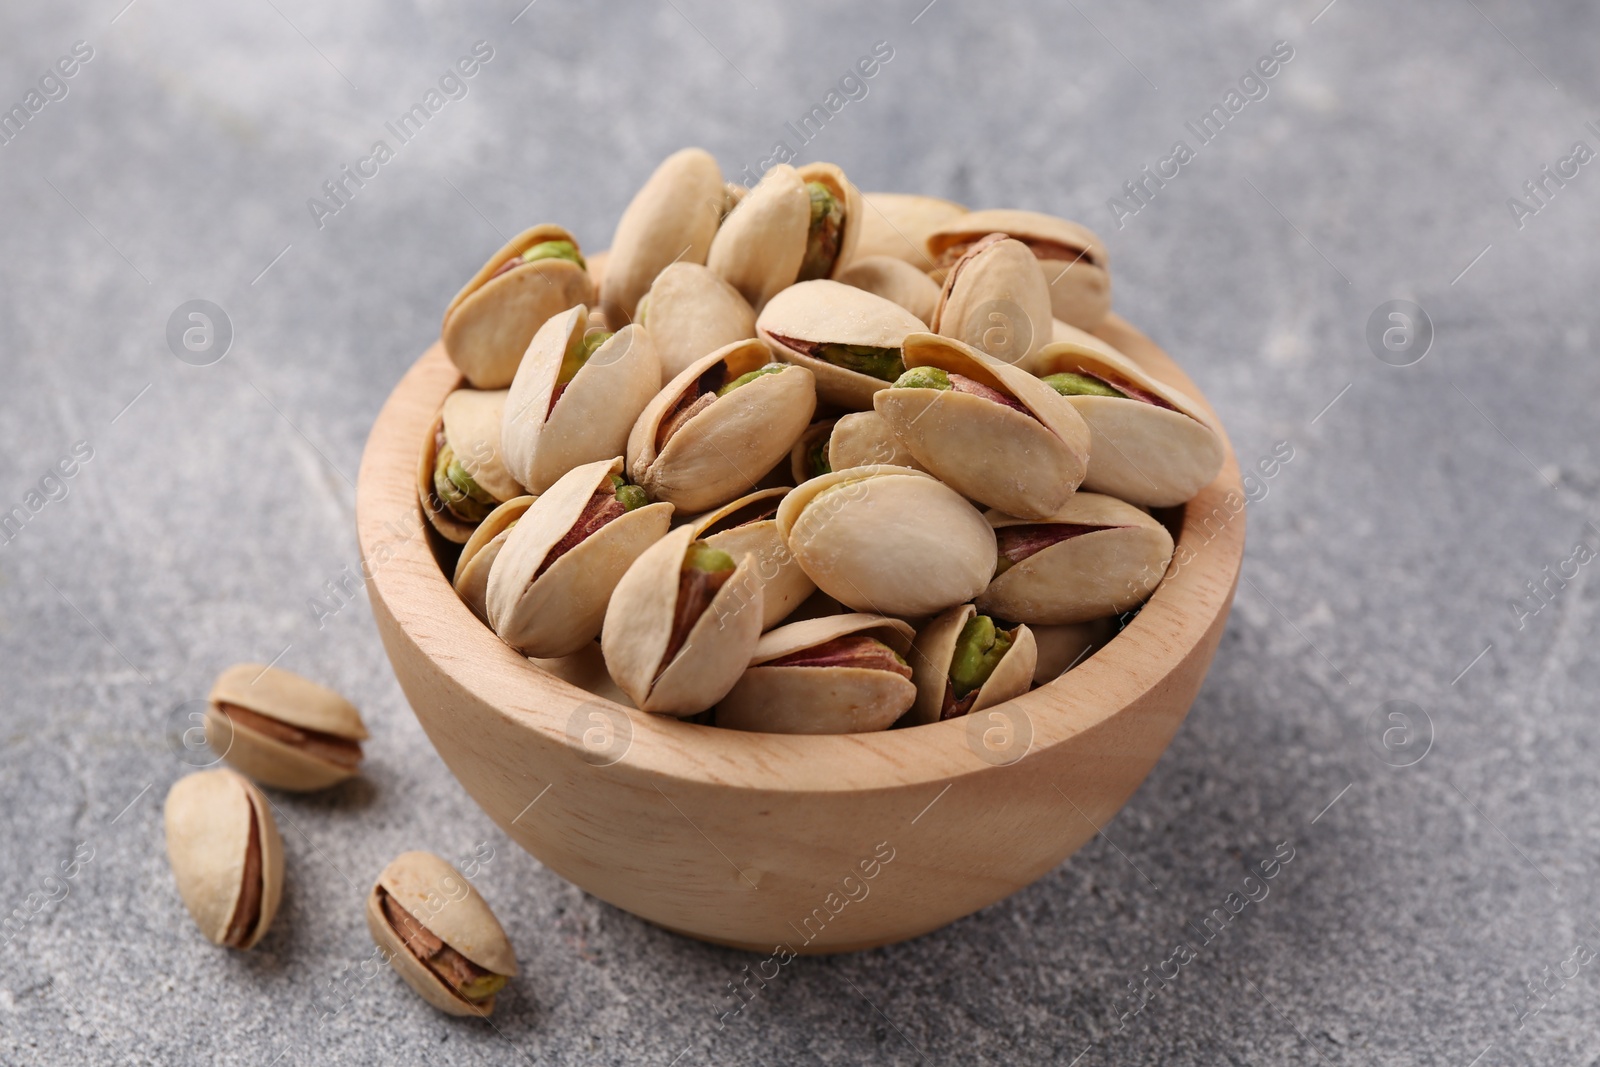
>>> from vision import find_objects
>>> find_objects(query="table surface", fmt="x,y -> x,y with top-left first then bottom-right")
3,1 -> 1597,1064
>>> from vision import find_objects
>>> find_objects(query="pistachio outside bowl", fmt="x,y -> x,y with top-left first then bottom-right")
356,313 -> 1245,954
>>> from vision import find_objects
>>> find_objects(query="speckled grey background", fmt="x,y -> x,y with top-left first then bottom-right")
3,0 -> 1597,1063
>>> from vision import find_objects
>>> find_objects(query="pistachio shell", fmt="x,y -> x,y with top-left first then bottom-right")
601,148 -> 725,325
417,410 -> 479,545
789,418 -> 838,484
600,525 -> 764,715
928,209 -> 1110,330
442,224 -> 596,388
442,389 -> 523,502
586,250 -> 609,296
205,663 -> 367,791
854,192 -> 968,267
706,164 -> 810,312
626,339 -> 816,512
828,410 -> 923,472
501,306 -> 662,493
836,254 -> 942,324
531,641 -> 635,708
453,495 -> 537,621
1034,341 -> 1224,507
905,605 -> 1036,726
1030,618 -> 1119,684
485,457 -> 673,657
688,487 -> 815,629
873,334 -> 1090,519
930,234 -> 1053,371
756,280 -> 927,409
775,465 -> 996,617
716,614 -> 916,734
164,769 -> 283,950
368,850 -> 518,1017
978,493 -> 1174,625
795,161 -> 863,281
638,263 -> 757,385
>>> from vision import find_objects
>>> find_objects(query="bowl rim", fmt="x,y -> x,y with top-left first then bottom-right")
356,313 -> 1245,796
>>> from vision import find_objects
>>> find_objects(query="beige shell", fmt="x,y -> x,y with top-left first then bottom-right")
775,465 -> 996,618
453,495 -> 537,621
905,605 -> 1036,726
600,148 -> 724,326
441,224 -> 596,388
367,850 -> 518,1017
1033,341 -> 1224,507
706,164 -> 810,312
829,410 -> 922,472
873,334 -> 1090,520
532,641 -> 635,708
586,250 -> 609,297
715,614 -> 916,734
928,209 -> 1111,330
638,263 -> 757,385
1030,617 -> 1119,684
501,306 -> 662,493
600,525 -> 765,715
626,339 -> 817,513
788,418 -> 838,484
978,493 -> 1175,625
795,161 -> 864,281
930,234 -> 1054,371
418,390 -> 522,545
205,663 -> 367,791
756,280 -> 928,410
836,254 -> 942,324
164,769 -> 283,950
854,192 -> 968,267
485,457 -> 673,657
688,487 -> 815,629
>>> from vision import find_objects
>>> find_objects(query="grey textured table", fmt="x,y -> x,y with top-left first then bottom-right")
3,1 -> 1597,1063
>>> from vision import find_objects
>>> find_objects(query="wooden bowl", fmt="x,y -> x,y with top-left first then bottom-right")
356,314 -> 1244,953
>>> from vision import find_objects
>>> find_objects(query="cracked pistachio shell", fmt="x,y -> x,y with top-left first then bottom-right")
205,663 -> 368,791
854,192 -> 968,267
442,224 -> 596,388
1030,617 -> 1119,685
532,641 -> 635,708
164,769 -> 283,950
502,306 -> 662,493
829,410 -> 922,472
929,209 -> 1111,330
485,457 -> 673,657
418,390 -> 522,544
601,147 -> 725,325
789,418 -> 838,484
756,280 -> 928,409
795,161 -> 863,278
1034,341 -> 1224,508
601,525 -> 764,715
930,234 -> 1054,371
367,851 -> 518,1018
586,250 -> 609,297
638,263 -> 757,385
453,495 -> 537,621
905,605 -> 1036,727
837,254 -> 942,325
689,487 -> 815,629
775,465 -> 996,618
716,614 -> 916,734
978,493 -> 1174,625
627,339 -> 817,513
707,164 -> 811,312
873,334 -> 1090,520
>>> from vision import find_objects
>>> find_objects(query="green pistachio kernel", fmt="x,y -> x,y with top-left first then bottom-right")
948,615 -> 1013,698
798,181 -> 844,281
558,329 -> 614,385
814,343 -> 905,382
718,362 -> 786,396
806,435 -> 832,479
434,444 -> 497,524
684,541 -> 736,574
609,474 -> 648,511
892,366 -> 952,391
518,239 -> 586,270
459,972 -> 508,1003
1040,371 -> 1126,399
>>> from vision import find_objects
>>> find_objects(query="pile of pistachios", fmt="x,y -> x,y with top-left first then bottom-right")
423,148 -> 1225,733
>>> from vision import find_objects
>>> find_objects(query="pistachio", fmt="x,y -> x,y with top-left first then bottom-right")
927,209 -> 1111,330
799,180 -> 845,281
929,233 -> 1054,371
892,366 -> 949,391
601,147 -> 725,326
367,851 -> 518,1017
905,605 -> 1036,726
1041,371 -> 1125,398
164,769 -> 284,950
836,254 -> 942,323
718,362 -> 786,395
205,663 -> 367,791
1030,618 -> 1119,684
491,239 -> 585,276
708,162 -> 862,312
418,388 -> 525,543
637,262 -> 757,385
453,495 -> 537,621
756,279 -> 927,409
853,191 -> 968,267
688,487 -> 816,629
789,418 -> 838,483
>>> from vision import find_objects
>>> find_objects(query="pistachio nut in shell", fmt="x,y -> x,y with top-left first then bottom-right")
441,223 -> 595,388
485,457 -> 673,658
836,254 -> 942,325
205,663 -> 368,791
626,338 -> 816,513
928,209 -> 1111,330
637,262 -> 757,385
930,233 -> 1054,371
418,388 -> 524,544
757,279 -> 927,410
501,305 -> 661,493
453,495 -> 536,621
1030,617 -> 1119,685
1035,341 -> 1224,508
601,147 -> 724,326
164,769 -> 283,950
706,164 -> 810,312
978,492 -> 1174,625
367,851 -> 518,1017
905,605 -> 1036,726
873,333 -> 1090,519
789,417 -> 838,484
828,410 -> 922,472
688,487 -> 815,629
601,524 -> 764,715
793,161 -> 863,282
775,465 -> 996,618
854,191 -> 968,266
716,614 -> 916,734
